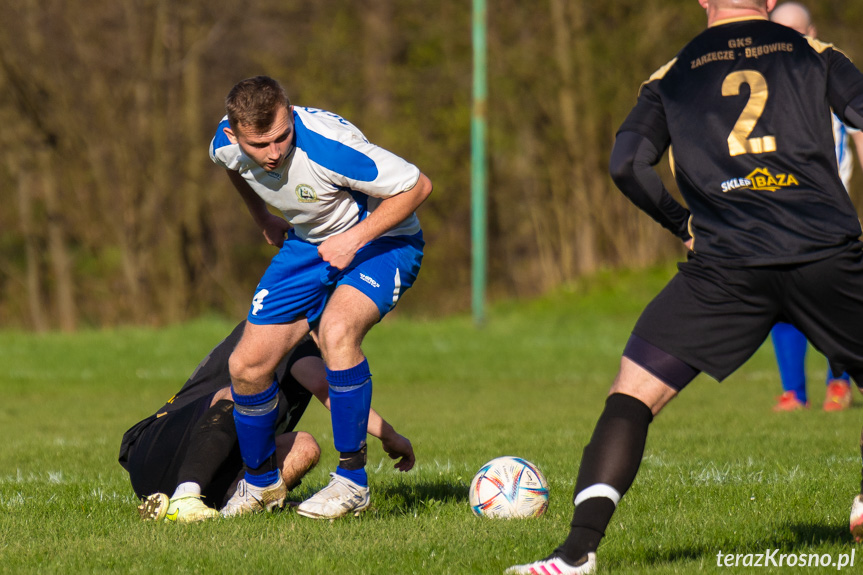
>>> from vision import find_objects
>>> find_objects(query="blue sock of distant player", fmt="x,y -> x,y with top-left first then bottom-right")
771,322 -> 808,404
232,380 -> 281,487
327,358 -> 372,487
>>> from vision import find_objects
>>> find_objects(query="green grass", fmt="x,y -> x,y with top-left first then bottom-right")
1,263 -> 861,573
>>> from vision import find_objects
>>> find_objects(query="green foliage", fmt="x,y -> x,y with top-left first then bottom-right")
3,1 -> 863,328
1,266 -> 860,573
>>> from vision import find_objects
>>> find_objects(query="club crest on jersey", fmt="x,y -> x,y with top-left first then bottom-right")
295,184 -> 319,203
721,167 -> 799,193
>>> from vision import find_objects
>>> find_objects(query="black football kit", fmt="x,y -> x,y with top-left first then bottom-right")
549,17 -> 863,568
611,16 -> 863,384
118,321 -> 319,504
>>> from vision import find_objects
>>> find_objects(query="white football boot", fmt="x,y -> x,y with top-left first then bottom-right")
851,494 -> 863,542
505,552 -> 596,575
296,472 -> 370,519
138,492 -> 219,522
164,494 -> 219,522
220,477 -> 286,518
138,493 -> 170,521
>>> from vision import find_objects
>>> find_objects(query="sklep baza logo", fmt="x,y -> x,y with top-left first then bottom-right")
721,167 -> 799,193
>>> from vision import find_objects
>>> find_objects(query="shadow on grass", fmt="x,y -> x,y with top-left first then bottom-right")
634,523 -> 853,567
785,523 -> 855,546
375,479 -> 469,515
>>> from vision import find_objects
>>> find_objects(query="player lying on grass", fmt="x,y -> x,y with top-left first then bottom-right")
118,320 -> 415,522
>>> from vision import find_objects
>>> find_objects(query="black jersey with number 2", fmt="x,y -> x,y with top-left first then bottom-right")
619,16 -> 863,266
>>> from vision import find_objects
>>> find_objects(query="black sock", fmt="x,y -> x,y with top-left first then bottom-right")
176,400 -> 238,487
556,393 -> 653,563
246,453 -> 278,478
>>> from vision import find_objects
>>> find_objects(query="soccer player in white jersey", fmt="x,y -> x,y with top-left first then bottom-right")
209,76 -> 432,519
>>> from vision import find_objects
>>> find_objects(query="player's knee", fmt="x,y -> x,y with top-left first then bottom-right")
228,349 -> 269,387
611,360 -> 680,415
228,350 -> 247,383
318,317 -> 361,356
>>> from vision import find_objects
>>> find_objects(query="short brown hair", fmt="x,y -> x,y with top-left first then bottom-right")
225,76 -> 292,134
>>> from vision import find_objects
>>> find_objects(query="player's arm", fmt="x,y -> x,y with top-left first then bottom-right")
609,131 -> 691,243
289,356 -> 416,471
826,46 -> 863,133
366,410 -> 416,472
317,172 -> 433,270
225,169 -> 291,248
610,80 -> 691,244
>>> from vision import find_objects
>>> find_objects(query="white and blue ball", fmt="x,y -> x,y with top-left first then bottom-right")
469,456 -> 549,518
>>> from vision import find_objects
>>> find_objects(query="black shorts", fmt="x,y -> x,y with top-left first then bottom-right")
632,243 -> 863,384
124,392 -> 243,506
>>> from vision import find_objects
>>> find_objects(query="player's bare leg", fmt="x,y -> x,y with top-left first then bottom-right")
315,285 -> 378,370
276,431 -> 321,491
298,285 -> 379,519
229,320 -> 310,394
224,319 -> 310,517
507,357 -> 681,574
609,357 -> 679,414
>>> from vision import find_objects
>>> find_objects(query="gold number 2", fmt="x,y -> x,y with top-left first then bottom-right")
721,70 -> 776,156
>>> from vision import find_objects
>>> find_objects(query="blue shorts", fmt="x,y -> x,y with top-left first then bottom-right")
247,230 -> 424,325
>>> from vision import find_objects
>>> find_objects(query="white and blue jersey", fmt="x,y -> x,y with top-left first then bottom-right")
833,113 -> 859,190
210,106 -> 424,325
210,106 -> 421,244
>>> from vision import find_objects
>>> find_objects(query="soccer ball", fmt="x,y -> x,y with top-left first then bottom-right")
469,456 -> 549,518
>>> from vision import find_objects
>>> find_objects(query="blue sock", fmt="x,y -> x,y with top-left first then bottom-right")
327,358 -> 372,487
337,467 -> 368,486
771,323 -> 808,404
233,380 -> 280,488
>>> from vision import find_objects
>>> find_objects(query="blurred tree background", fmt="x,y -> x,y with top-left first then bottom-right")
1,0 -> 862,330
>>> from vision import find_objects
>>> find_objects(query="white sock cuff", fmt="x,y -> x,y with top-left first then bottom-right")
172,481 -> 202,498
574,483 -> 621,507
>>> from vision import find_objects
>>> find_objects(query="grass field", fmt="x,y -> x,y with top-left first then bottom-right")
1,263 -> 861,574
